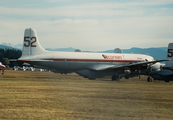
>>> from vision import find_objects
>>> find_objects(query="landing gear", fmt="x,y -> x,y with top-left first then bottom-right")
89,78 -> 96,80
112,75 -> 120,81
2,68 -> 4,75
125,76 -> 129,79
147,76 -> 152,82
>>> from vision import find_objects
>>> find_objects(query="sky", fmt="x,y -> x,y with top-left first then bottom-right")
0,0 -> 173,51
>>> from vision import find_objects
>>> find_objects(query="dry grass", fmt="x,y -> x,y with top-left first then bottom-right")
0,70 -> 173,120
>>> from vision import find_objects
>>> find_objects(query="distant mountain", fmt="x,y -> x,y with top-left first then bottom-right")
158,47 -> 167,52
1,43 -> 14,47
46,47 -> 76,52
0,44 -> 14,49
14,44 -> 23,49
123,47 -> 167,60
0,43 -> 22,50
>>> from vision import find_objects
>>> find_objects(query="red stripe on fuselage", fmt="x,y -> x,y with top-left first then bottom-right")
18,58 -> 139,63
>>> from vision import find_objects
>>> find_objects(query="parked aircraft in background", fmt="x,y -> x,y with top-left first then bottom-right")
17,28 -> 169,81
162,43 -> 173,71
0,62 -> 6,75
148,43 -> 173,82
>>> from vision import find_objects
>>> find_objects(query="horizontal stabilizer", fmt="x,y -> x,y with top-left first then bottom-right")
18,59 -> 54,62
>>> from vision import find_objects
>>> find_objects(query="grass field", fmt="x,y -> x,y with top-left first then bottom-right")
0,70 -> 173,120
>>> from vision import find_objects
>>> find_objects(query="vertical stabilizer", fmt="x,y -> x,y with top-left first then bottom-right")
165,43 -> 173,68
22,28 -> 47,56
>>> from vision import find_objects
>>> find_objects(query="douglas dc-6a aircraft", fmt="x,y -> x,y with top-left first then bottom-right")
18,28 -> 169,81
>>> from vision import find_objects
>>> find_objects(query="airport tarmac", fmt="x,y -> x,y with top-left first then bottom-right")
0,70 -> 173,120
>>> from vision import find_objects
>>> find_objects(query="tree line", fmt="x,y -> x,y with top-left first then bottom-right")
0,49 -> 23,67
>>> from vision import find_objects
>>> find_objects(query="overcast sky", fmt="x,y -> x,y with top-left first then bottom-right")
0,0 -> 173,51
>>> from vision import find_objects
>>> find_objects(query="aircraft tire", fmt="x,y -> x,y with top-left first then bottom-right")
111,76 -> 116,81
147,76 -> 152,82
112,75 -> 120,81
2,68 -> 4,75
89,78 -> 96,80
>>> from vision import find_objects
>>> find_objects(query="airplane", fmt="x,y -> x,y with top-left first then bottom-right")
17,28 -> 169,81
0,62 -> 6,75
147,43 -> 173,82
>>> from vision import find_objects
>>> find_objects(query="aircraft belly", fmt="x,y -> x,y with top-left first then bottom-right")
76,69 -> 115,79
27,61 -> 112,71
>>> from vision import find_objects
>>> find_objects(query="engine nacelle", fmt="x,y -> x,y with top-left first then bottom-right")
151,62 -> 161,71
124,70 -> 131,75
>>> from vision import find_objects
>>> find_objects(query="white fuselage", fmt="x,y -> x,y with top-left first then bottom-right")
19,51 -> 154,72
18,28 -> 158,79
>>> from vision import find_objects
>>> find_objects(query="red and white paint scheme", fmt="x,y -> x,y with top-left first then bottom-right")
0,62 -> 6,75
18,28 -> 168,81
0,62 -> 6,70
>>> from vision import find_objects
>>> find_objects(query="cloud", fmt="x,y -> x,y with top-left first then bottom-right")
1,16 -> 172,50
1,1 -> 173,20
0,0 -> 173,50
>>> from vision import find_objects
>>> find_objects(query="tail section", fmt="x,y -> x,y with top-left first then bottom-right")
163,43 -> 173,69
22,28 -> 47,56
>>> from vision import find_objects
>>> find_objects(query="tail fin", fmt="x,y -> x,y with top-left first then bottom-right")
22,28 -> 47,56
164,43 -> 173,68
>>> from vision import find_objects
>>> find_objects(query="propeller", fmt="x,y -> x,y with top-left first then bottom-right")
146,62 -> 162,72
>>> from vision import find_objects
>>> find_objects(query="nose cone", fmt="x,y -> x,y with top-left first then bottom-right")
3,66 -> 6,69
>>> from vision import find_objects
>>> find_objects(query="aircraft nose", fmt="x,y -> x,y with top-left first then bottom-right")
3,66 -> 6,69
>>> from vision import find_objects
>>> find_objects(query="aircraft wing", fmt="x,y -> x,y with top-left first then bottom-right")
88,59 -> 170,71
123,59 -> 170,68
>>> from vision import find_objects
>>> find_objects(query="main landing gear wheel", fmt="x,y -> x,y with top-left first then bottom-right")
89,78 -> 96,80
2,68 -> 4,75
125,76 -> 129,79
112,75 -> 120,81
147,76 -> 152,82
